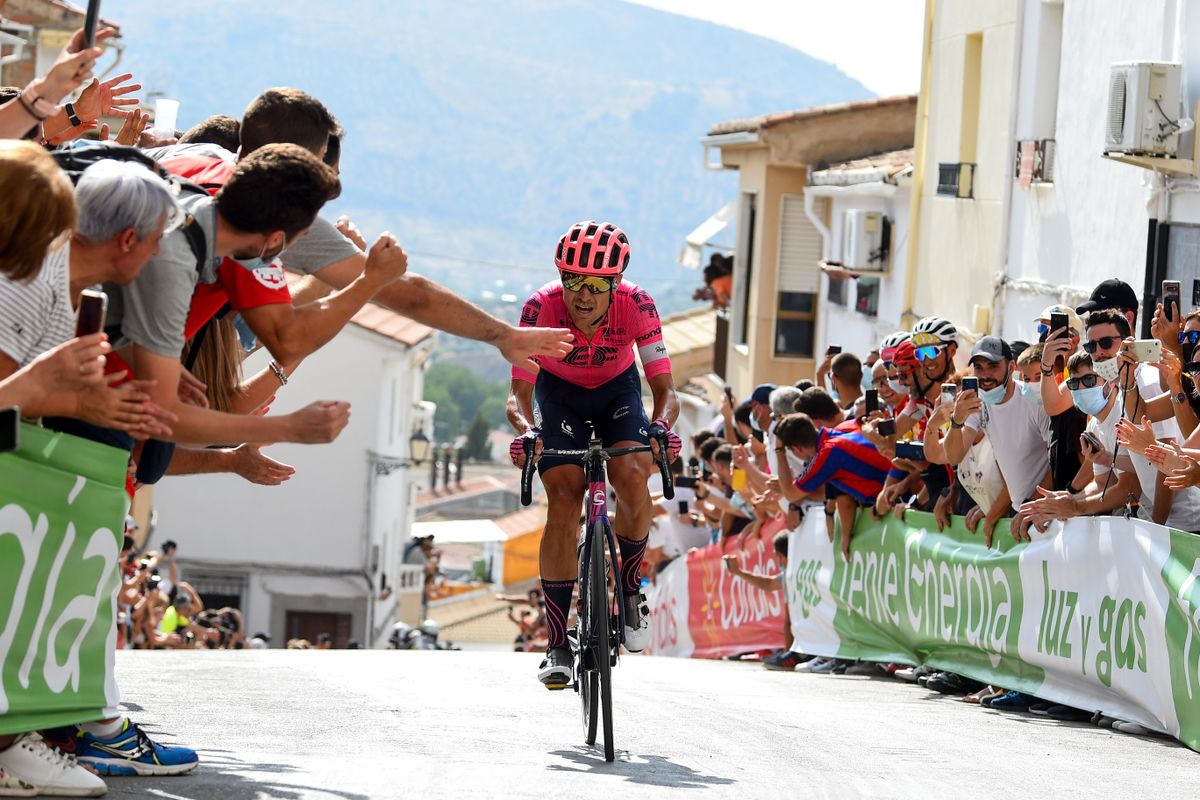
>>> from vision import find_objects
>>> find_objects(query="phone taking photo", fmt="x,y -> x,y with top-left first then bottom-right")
1049,311 -> 1070,372
940,383 -> 957,407
864,388 -> 879,414
84,0 -> 102,47
0,407 -> 19,454
75,289 -> 108,337
961,376 -> 979,393
877,418 -> 896,437
826,345 -> 843,356
1163,280 -> 1183,322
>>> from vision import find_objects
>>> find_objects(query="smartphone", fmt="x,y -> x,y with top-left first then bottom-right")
84,0 -> 102,47
877,418 -> 896,437
826,345 -> 843,356
940,383 -> 957,407
895,441 -> 925,461
1081,431 -> 1103,453
1163,280 -> 1183,322
1193,278 -> 1200,309
1049,311 -> 1070,371
864,388 -> 879,414
723,385 -> 734,404
961,376 -> 979,393
677,500 -> 689,515
75,289 -> 108,337
675,475 -> 697,489
731,467 -> 747,491
1130,338 -> 1162,362
0,407 -> 18,454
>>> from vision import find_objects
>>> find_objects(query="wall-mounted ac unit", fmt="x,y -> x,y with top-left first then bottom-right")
842,210 -> 890,271
1105,61 -> 1182,156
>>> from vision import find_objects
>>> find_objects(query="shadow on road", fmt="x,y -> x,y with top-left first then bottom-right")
548,747 -> 736,788
106,751 -> 372,800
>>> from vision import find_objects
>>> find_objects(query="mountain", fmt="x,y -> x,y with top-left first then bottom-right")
101,0 -> 871,324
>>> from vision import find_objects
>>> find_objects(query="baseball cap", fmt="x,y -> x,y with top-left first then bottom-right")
969,336 -> 1013,363
1076,279 -> 1139,316
1035,304 -> 1082,334
749,384 -> 776,405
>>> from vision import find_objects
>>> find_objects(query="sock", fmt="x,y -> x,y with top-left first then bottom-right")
80,717 -> 125,738
617,535 -> 648,596
540,579 -> 574,650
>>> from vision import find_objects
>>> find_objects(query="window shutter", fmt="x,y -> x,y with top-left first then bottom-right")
777,194 -> 825,293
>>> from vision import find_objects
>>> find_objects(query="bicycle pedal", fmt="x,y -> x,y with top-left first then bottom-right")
544,682 -> 569,691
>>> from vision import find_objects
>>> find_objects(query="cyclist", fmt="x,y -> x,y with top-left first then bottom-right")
507,221 -> 681,689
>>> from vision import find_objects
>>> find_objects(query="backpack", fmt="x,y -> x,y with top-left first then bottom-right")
51,141 -> 210,277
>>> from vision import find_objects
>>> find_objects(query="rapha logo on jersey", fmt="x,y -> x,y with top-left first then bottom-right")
561,421 -> 574,437
613,407 -> 630,420
253,264 -> 288,290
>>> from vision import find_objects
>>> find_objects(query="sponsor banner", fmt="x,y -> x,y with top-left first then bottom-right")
646,519 -> 786,658
648,508 -> 1200,752
0,423 -> 129,734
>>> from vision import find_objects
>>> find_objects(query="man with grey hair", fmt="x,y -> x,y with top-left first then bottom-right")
0,159 -> 180,436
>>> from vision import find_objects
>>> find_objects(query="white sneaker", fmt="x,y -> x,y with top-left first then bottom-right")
0,766 -> 35,798
622,593 -> 651,653
0,733 -> 105,797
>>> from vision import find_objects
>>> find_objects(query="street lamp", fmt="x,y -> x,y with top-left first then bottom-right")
370,430 -> 432,477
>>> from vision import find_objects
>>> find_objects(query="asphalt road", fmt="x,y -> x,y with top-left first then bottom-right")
107,650 -> 1197,799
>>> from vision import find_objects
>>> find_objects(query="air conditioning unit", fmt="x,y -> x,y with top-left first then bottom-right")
842,210 -> 890,271
1105,61 -> 1183,156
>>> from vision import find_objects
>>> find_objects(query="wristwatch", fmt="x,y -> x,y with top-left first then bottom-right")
1041,366 -> 1056,377
1172,391 -> 1189,405
951,419 -> 965,429
65,102 -> 82,128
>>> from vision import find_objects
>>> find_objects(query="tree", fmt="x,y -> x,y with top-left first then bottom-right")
465,411 -> 491,461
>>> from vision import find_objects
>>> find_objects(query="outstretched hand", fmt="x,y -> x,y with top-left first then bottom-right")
499,326 -> 573,375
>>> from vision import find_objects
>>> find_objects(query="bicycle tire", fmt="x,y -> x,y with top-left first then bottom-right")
590,521 -> 615,762
578,530 -> 598,746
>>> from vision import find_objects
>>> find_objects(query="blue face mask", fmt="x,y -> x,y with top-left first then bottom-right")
750,412 -> 762,433
1018,380 -> 1041,404
829,386 -> 841,404
860,370 -> 875,393
979,376 -> 1009,405
1071,384 -> 1108,416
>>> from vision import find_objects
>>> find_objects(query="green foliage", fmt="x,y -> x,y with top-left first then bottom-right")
465,411 -> 492,461
424,362 -> 509,441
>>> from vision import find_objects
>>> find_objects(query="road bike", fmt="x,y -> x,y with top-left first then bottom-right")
520,422 -> 673,762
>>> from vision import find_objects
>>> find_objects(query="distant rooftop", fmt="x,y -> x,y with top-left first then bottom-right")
810,148 -> 914,187
708,95 -> 917,137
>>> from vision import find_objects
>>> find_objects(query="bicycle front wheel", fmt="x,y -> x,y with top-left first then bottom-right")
589,521 -> 615,762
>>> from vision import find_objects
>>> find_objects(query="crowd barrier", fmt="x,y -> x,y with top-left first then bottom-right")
0,423 -> 127,734
646,508 -> 1200,753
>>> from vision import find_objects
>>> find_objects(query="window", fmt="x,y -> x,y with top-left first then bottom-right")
826,277 -> 848,306
774,193 -> 825,357
855,277 -> 881,317
775,292 -> 816,357
731,193 -> 757,345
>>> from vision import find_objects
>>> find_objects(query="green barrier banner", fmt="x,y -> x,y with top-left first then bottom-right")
0,423 -> 129,735
785,510 -> 1200,753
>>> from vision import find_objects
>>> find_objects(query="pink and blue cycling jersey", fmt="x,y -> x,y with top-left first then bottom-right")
511,280 -> 672,389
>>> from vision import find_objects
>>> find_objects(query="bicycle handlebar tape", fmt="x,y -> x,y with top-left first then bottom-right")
520,436 -> 534,506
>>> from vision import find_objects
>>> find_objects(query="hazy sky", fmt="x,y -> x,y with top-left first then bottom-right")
628,0 -> 925,97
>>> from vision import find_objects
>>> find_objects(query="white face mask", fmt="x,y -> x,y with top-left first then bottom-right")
1092,357 -> 1121,383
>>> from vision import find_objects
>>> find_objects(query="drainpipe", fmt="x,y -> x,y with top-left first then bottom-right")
804,185 -> 833,355
902,0 -> 937,328
992,0 -> 1027,338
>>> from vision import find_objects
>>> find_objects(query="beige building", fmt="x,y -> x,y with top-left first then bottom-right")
701,96 -> 917,394
906,0 -> 1020,345
0,0 -> 121,88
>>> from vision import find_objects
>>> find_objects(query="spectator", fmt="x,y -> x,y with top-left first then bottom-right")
178,114 -> 241,152
249,632 -> 271,650
723,532 -> 806,670
829,352 -> 865,411
1034,305 -> 1088,491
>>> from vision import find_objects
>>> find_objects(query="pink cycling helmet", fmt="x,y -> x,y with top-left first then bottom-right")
554,220 -> 630,276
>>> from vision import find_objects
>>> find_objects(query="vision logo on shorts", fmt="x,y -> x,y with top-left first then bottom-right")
253,264 -> 288,290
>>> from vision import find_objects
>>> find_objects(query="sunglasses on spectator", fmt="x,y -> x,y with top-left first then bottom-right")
1082,336 -> 1120,354
872,376 -> 889,387
915,345 -> 945,361
1065,374 -> 1102,390
560,272 -> 616,294
1179,331 -> 1200,346
1185,361 -> 1200,376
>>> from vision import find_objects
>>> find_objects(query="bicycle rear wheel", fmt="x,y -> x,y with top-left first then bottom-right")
590,521 -> 615,762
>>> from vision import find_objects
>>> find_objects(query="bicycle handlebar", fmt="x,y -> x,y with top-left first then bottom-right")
519,433 -> 674,506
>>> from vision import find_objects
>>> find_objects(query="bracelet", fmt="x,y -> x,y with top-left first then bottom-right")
16,94 -> 46,122
65,102 -> 82,127
1041,367 -> 1055,376
268,361 -> 288,386
20,85 -> 57,119
951,419 -> 965,429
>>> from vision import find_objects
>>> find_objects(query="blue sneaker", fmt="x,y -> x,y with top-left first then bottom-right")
987,690 -> 1035,711
47,718 -> 199,777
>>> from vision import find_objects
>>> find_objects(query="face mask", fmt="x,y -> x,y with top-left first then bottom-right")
829,386 -> 841,404
1071,384 -> 1108,416
1092,357 -> 1121,383
1018,380 -> 1041,404
888,378 -> 909,396
979,376 -> 1009,405
233,238 -> 284,272
861,371 -> 876,393
750,412 -> 762,433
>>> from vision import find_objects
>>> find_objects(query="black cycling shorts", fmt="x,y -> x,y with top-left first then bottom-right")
534,363 -> 649,474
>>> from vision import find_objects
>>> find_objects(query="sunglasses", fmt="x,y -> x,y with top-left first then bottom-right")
1180,331 -> 1200,346
560,272 -> 616,294
915,345 -> 945,361
1185,361 -> 1200,375
1082,336 -> 1120,354
1065,373 -> 1102,390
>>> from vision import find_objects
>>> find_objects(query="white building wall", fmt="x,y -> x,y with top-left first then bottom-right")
1000,0 -> 1199,342
814,185 -> 913,359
